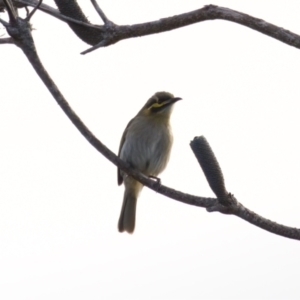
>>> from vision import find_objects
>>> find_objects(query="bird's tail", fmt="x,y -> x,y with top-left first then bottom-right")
118,180 -> 142,233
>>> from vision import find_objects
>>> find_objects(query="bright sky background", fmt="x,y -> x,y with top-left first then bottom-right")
1,1 -> 300,299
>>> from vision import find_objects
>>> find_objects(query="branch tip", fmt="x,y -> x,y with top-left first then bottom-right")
81,39 -> 109,54
91,0 -> 111,25
25,0 -> 42,21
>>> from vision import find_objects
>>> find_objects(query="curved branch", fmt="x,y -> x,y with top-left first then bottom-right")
25,0 -> 41,21
52,0 -> 103,45
1,0 -> 100,30
234,203 -> 300,240
82,4 -> 300,54
0,37 -> 14,43
4,0 -> 300,54
8,1 -> 300,54
1,4 -> 300,241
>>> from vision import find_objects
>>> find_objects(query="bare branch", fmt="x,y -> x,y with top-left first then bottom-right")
90,0 -> 111,25
51,0 -> 103,45
0,37 -> 13,43
5,1 -> 300,55
0,18 -> 9,27
80,3 -> 300,54
0,0 -> 26,9
5,0 -> 100,29
233,203 -> 300,240
25,0 -> 42,21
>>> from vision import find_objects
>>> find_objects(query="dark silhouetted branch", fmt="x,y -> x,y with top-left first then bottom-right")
3,1 -> 300,54
90,0 -> 111,25
25,0 -> 41,21
0,37 -> 14,43
0,0 -> 101,29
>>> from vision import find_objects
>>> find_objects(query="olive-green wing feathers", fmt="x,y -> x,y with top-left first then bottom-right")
118,118 -> 134,185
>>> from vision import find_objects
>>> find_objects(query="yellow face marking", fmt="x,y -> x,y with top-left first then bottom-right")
149,101 -> 166,109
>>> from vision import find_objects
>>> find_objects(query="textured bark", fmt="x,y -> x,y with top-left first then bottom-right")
53,0 -> 103,45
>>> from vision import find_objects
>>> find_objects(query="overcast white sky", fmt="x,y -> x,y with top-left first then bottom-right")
1,1 -> 300,299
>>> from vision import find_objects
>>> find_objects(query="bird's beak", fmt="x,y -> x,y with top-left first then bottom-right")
170,97 -> 182,104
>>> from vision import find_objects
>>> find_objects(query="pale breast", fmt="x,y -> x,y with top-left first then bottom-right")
120,117 -> 173,176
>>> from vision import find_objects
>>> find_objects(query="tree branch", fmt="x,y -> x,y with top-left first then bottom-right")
90,0 -> 111,25
82,4 -> 300,54
0,37 -> 14,43
0,0 -> 102,29
24,0 -> 41,21
4,1 -> 300,55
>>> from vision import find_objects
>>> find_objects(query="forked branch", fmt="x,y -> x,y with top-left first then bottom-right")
4,0 -> 300,55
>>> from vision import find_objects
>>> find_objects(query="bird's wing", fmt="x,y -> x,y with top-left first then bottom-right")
118,118 -> 134,186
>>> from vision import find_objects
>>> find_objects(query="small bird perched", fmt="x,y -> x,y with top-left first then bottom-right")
117,91 -> 182,233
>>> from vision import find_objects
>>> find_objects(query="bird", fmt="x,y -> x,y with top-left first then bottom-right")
117,91 -> 182,233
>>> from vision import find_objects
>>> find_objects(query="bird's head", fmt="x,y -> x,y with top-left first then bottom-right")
139,91 -> 182,119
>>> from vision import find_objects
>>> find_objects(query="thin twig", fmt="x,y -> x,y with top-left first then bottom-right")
0,37 -> 14,43
25,0 -> 42,21
81,40 -> 109,54
0,18 -> 10,26
13,0 -> 101,29
90,0 -> 110,24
